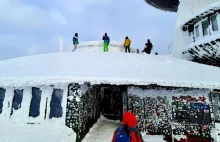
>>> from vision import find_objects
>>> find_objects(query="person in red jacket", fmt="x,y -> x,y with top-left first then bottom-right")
111,111 -> 144,142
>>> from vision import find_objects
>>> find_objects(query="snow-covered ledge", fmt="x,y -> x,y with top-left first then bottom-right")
182,33 -> 220,67
183,33 -> 220,53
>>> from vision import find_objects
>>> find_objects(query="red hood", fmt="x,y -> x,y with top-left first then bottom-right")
122,111 -> 137,127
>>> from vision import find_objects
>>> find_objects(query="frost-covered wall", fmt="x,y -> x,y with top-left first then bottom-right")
66,83 -> 100,142
0,85 -> 68,125
172,0 -> 219,58
182,38 -> 220,67
0,85 -> 77,142
128,87 -> 214,141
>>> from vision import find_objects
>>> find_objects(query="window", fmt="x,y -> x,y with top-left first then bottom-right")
0,88 -> 6,114
11,89 -> 23,115
202,19 -> 209,36
195,25 -> 200,38
189,32 -> 195,43
29,87 -> 42,118
49,89 -> 63,118
211,14 -> 218,31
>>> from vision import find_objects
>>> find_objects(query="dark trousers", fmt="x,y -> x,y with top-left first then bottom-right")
125,46 -> 130,53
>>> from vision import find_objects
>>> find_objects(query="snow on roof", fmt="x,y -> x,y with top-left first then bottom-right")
182,1 -> 220,26
0,52 -> 220,89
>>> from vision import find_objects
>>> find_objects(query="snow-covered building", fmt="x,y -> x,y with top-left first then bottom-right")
0,52 -> 220,142
144,0 -> 220,141
145,0 -> 220,67
174,0 -> 220,68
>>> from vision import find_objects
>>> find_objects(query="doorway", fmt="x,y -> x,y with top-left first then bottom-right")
101,87 -> 123,120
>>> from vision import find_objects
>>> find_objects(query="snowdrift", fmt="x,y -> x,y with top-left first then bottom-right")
0,122 -> 76,142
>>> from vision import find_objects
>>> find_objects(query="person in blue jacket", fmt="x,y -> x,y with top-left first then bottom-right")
72,33 -> 79,52
102,33 -> 110,52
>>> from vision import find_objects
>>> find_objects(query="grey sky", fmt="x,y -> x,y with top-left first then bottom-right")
0,0 -> 177,60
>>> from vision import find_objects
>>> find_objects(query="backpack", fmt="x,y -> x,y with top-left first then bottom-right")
115,125 -> 136,142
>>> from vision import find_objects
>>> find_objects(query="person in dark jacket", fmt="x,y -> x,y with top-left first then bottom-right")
142,39 -> 153,54
111,111 -> 144,142
72,33 -> 79,52
102,33 -> 110,52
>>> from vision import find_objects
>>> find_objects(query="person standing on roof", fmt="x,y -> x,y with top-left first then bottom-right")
72,33 -> 79,52
124,36 -> 131,53
111,111 -> 144,142
102,33 -> 110,52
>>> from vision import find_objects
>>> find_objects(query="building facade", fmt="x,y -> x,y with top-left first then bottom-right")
0,52 -> 220,141
173,0 -> 220,67
145,0 -> 220,67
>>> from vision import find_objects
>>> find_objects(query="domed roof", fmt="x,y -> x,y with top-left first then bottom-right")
144,0 -> 179,12
0,52 -> 220,89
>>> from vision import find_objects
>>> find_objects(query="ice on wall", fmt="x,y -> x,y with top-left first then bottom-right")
0,85 -> 69,124
128,86 -> 213,141
0,84 -> 74,142
66,83 -> 100,141
182,33 -> 220,62
128,87 -> 210,99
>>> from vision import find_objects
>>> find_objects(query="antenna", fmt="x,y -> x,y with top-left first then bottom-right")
59,37 -> 63,52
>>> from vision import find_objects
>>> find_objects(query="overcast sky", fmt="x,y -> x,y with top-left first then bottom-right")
0,0 -> 177,60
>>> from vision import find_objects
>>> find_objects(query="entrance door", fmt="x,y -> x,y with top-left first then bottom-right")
101,87 -> 122,120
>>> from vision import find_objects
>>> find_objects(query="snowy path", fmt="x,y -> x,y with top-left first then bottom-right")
82,116 -> 121,142
82,116 -> 164,142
